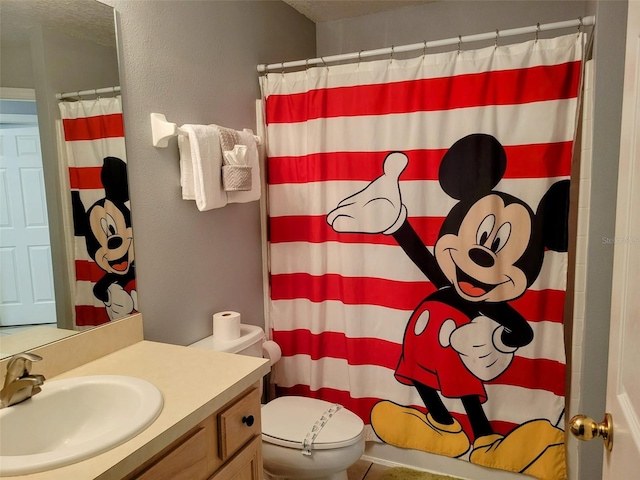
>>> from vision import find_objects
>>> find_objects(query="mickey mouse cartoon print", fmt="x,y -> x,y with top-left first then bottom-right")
327,134 -> 569,479
73,156 -> 137,322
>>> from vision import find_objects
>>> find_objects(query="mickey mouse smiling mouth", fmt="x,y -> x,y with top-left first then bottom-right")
99,234 -> 134,275
107,248 -> 132,273
455,265 -> 502,298
436,243 -> 523,303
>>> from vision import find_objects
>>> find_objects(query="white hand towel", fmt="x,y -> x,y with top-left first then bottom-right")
178,134 -> 195,200
226,129 -> 261,204
178,124 -> 227,211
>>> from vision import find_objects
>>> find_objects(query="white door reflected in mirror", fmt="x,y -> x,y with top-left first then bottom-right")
0,116 -> 56,327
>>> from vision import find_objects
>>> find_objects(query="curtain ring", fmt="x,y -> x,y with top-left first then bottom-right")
423,40 -> 427,57
457,35 -> 462,55
494,29 -> 499,48
281,62 -> 285,78
321,56 -> 328,70
577,16 -> 583,35
358,50 -> 362,68
390,45 -> 394,63
264,64 -> 269,75
535,23 -> 540,42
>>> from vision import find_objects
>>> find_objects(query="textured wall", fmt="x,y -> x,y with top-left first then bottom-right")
107,0 -> 315,345
0,44 -> 34,88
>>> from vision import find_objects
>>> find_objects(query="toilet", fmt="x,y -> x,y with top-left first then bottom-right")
189,325 -> 365,480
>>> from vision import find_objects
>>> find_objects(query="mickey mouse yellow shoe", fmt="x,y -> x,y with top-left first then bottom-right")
469,419 -> 566,480
370,400 -> 470,458
522,443 -> 566,480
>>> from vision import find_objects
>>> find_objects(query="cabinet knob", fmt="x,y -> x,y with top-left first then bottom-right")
242,415 -> 255,427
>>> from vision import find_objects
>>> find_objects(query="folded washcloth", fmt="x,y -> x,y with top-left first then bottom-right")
216,125 -> 240,152
178,124 -> 227,211
226,128 -> 261,203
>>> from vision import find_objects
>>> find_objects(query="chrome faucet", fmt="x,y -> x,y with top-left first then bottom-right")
1,353 -> 45,408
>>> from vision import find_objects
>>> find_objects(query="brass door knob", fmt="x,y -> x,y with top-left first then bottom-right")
569,413 -> 613,451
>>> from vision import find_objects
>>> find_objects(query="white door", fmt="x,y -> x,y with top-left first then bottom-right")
0,122 -> 56,326
602,0 -> 640,476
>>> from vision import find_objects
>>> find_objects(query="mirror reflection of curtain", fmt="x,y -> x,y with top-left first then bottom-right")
57,97 -> 136,327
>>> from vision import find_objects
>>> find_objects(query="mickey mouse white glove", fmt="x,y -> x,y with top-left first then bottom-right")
441,315 -> 518,381
327,152 -> 408,235
105,283 -> 135,321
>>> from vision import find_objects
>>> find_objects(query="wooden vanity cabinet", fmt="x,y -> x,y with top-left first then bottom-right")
126,387 -> 262,480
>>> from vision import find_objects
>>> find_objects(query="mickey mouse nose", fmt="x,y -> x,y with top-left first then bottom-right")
469,247 -> 495,267
108,237 -> 123,249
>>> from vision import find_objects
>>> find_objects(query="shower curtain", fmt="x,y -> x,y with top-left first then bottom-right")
261,33 -> 583,480
58,96 -> 136,327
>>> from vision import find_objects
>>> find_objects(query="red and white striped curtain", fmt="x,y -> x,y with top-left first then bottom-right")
59,96 -> 136,327
262,33 -> 584,479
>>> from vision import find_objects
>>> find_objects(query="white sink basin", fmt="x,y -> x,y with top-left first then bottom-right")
0,375 -> 163,476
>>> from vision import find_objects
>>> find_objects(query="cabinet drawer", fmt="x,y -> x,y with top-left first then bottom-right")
218,387 -> 261,461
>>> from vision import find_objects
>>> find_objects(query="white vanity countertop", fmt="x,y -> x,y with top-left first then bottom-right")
0,340 -> 270,480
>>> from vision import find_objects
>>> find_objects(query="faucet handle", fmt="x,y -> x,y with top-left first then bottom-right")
4,353 -> 43,386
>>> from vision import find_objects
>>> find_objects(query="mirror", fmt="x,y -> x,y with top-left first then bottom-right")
0,0 -> 134,359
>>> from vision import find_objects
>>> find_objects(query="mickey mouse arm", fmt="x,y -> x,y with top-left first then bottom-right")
92,268 -> 135,303
392,220 -> 449,289
481,302 -> 534,348
93,275 -> 116,302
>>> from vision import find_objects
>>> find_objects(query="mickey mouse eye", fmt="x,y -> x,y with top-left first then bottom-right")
491,222 -> 512,253
476,215 -> 495,246
100,214 -> 118,237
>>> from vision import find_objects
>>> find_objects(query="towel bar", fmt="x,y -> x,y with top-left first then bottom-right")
150,113 -> 262,148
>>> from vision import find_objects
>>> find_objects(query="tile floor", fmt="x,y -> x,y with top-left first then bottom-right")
347,460 -> 391,480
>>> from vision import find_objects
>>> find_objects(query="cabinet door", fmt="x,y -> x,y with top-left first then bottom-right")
134,417 -> 214,480
210,436 -> 262,480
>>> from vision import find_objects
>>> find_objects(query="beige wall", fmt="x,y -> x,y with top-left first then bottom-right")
106,0 -> 315,345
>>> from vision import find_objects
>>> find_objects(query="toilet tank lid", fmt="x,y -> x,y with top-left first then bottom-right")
261,396 -> 364,450
189,324 -> 264,353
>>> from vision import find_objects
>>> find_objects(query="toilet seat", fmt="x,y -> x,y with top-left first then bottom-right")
261,396 -> 364,451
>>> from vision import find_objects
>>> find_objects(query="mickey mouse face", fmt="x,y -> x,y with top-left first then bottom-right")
435,194 -> 531,303
88,199 -> 134,275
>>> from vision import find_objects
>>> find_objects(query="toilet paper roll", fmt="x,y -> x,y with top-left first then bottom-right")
262,340 -> 282,366
213,311 -> 241,340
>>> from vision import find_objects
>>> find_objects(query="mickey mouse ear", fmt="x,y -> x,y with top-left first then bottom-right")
439,134 -> 506,200
537,179 -> 570,252
101,156 -> 130,205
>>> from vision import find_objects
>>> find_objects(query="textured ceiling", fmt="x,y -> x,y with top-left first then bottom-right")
282,0 -> 435,23
0,0 -> 116,48
0,0 -> 434,49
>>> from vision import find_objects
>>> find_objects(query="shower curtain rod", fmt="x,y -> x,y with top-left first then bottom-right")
56,86 -> 120,100
257,15 -> 594,73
